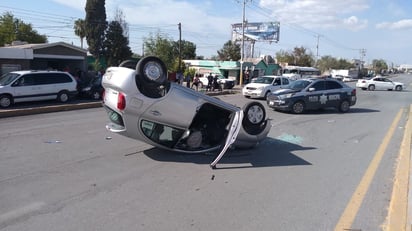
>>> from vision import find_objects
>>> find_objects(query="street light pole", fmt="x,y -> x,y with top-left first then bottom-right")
239,0 -> 246,86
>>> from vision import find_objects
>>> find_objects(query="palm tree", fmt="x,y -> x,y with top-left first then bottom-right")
73,19 -> 86,48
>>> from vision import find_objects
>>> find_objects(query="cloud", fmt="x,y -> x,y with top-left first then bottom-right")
259,0 -> 369,30
376,19 -> 412,30
342,16 -> 368,31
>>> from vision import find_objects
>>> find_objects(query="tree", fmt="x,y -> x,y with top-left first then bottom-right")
172,40 -> 196,59
316,56 -> 355,73
217,40 -> 241,61
85,0 -> 107,61
372,59 -> 388,74
144,32 -> 175,71
276,46 -> 315,67
74,19 -> 86,48
103,20 -> 132,66
0,12 -> 47,46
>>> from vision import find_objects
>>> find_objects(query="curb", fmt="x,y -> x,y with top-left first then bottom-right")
0,101 -> 102,118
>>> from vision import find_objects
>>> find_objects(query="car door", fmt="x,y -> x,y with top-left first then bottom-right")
281,77 -> 290,87
12,74 -> 43,102
304,80 -> 326,110
324,80 -> 343,108
373,77 -> 389,90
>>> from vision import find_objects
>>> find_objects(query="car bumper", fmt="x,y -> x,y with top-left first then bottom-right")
267,99 -> 292,111
242,90 -> 264,98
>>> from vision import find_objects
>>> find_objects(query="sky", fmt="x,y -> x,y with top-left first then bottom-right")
1,0 -> 412,66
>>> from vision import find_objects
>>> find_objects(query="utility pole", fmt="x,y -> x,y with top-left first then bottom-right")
239,0 -> 251,86
178,22 -> 182,74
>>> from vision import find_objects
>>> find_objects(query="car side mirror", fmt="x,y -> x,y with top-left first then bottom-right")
308,87 -> 315,92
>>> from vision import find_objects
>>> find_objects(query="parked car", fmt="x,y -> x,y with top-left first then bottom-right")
79,76 -> 103,100
198,74 -> 235,89
102,56 -> 271,168
242,76 -> 292,99
267,78 -> 357,114
355,76 -> 404,91
0,70 -> 78,108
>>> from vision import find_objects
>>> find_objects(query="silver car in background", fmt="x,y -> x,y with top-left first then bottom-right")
102,56 -> 271,168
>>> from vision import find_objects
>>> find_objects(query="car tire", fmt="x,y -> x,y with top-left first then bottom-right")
368,85 -> 375,91
136,56 -> 168,84
264,91 -> 270,99
291,101 -> 305,114
338,100 -> 350,113
395,85 -> 402,91
0,94 -> 13,108
57,91 -> 70,103
91,91 -> 101,100
242,101 -> 266,135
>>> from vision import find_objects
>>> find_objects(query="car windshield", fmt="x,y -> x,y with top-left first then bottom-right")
253,76 -> 274,84
288,79 -> 312,90
0,73 -> 20,86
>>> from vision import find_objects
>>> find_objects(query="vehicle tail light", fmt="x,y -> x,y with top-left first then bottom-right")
117,92 -> 126,110
352,89 -> 356,96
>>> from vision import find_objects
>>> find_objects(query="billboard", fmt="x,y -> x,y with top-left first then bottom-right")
231,22 -> 280,42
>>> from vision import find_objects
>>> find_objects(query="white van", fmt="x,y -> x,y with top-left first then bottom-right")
0,70 -> 78,108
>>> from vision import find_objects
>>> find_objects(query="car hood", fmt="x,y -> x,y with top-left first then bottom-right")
273,88 -> 300,95
244,83 -> 270,88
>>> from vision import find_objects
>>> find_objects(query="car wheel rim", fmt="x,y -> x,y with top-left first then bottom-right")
293,103 -> 304,113
0,97 -> 10,107
60,94 -> 68,102
341,101 -> 349,112
144,61 -> 162,81
247,105 -> 264,124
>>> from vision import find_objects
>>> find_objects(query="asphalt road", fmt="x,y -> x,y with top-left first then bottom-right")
0,75 -> 412,231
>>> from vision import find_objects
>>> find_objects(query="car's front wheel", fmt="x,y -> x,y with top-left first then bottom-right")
0,95 -> 13,108
242,101 -> 266,135
395,85 -> 403,91
368,85 -> 375,91
291,101 -> 305,114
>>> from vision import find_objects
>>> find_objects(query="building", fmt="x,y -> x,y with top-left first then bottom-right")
183,57 -> 280,85
0,41 -> 87,75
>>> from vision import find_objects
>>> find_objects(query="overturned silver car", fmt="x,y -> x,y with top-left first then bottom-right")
102,56 -> 271,168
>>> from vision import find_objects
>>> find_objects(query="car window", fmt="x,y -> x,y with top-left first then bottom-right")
141,120 -> 184,148
0,72 -> 20,86
274,78 -> 281,85
325,81 -> 342,90
282,78 -> 289,85
310,81 -> 326,91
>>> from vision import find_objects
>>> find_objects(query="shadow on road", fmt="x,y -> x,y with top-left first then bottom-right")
142,137 -> 314,169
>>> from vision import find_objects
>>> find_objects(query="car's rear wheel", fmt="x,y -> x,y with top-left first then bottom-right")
338,100 -> 350,113
57,91 -> 70,103
0,95 -> 13,108
395,85 -> 402,91
368,85 -> 375,91
291,101 -> 305,114
242,101 -> 266,135
136,56 -> 168,84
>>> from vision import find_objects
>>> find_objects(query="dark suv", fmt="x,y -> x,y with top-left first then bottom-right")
266,77 -> 357,114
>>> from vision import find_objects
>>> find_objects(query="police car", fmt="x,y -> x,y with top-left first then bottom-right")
266,77 -> 357,114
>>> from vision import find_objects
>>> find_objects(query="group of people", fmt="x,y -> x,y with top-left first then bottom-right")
174,72 -> 222,92
205,73 -> 222,92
